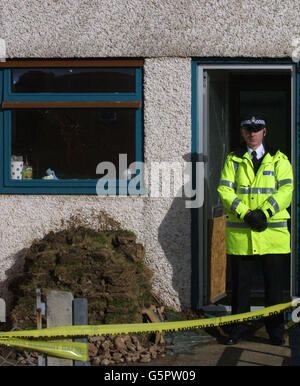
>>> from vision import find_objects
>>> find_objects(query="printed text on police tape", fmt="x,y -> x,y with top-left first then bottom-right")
292,298 -> 300,323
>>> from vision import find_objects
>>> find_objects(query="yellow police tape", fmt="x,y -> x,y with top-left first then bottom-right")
0,300 -> 296,362
0,338 -> 89,361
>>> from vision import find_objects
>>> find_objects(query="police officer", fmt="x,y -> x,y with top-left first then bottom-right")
218,114 -> 293,346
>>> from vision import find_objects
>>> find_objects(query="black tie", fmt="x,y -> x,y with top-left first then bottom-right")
252,151 -> 260,174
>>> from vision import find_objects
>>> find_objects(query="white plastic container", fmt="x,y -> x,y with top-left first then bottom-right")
11,161 -> 24,180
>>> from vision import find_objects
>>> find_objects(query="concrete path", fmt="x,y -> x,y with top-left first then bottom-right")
137,326 -> 292,366
159,339 -> 290,366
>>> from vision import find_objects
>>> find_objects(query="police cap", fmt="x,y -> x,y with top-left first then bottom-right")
240,114 -> 267,132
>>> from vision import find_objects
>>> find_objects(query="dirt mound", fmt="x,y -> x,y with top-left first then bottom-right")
9,226 -> 154,329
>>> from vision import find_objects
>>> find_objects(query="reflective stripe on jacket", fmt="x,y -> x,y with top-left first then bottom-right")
217,148 -> 293,255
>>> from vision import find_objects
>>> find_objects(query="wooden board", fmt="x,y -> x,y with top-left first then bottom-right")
0,59 -> 144,68
208,215 -> 227,302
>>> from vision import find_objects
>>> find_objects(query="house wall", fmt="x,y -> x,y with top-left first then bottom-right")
1,0 -> 299,58
0,58 -> 192,310
0,0 -> 299,309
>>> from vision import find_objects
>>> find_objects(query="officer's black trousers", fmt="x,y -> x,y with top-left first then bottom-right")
228,254 -> 287,339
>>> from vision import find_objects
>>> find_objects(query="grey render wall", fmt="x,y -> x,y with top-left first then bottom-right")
1,0 -> 299,58
0,0 -> 299,309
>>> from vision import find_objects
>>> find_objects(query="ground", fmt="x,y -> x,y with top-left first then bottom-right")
1,225 -> 297,367
135,325 -> 291,366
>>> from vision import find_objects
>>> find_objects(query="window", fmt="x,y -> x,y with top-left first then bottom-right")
0,59 -> 144,194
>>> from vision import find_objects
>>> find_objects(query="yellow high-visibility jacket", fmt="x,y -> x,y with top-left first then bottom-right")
217,145 -> 293,255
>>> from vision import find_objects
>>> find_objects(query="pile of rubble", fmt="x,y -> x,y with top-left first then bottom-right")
88,334 -> 165,365
9,226 -> 154,327
5,225 -> 167,365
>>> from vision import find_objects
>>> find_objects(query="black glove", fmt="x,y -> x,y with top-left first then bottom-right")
244,209 -> 267,232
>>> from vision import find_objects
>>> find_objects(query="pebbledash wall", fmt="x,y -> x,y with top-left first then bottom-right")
0,0 -> 299,310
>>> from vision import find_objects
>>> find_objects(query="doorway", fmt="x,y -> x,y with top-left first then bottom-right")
195,64 -> 296,307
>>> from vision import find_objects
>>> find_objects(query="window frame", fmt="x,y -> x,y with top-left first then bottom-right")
0,59 -> 144,195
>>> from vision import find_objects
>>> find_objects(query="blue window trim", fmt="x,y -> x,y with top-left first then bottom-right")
0,66 -> 145,195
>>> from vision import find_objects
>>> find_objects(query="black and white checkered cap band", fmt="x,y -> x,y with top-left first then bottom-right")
241,119 -> 265,126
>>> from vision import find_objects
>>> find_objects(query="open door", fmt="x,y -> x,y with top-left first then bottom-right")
196,64 -> 296,308
203,70 -> 230,303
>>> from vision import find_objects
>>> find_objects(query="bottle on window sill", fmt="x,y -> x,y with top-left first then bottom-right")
22,164 -> 33,179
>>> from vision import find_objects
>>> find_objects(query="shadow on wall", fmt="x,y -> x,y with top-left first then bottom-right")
0,248 -> 28,310
157,154 -> 195,309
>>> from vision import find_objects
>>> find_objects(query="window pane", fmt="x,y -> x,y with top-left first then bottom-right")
11,68 -> 136,93
11,109 -> 135,180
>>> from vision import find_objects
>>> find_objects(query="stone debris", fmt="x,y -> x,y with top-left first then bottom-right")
89,334 -> 165,366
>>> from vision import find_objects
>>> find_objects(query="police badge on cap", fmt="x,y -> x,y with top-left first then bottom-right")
240,114 -> 267,132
